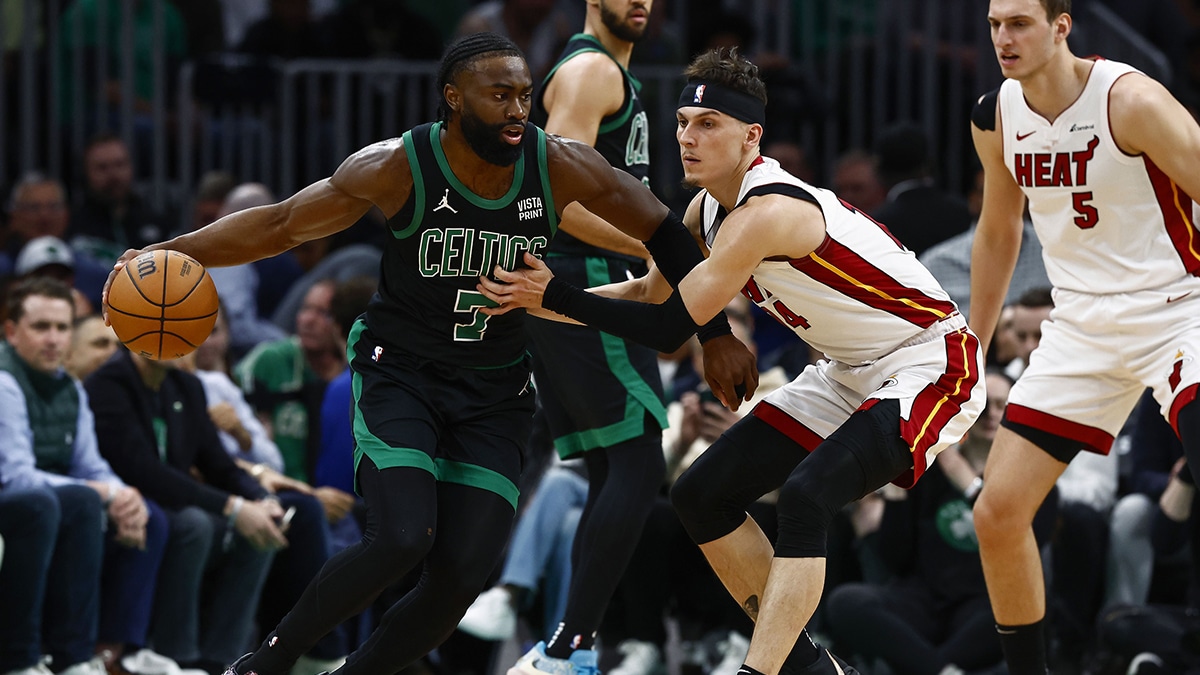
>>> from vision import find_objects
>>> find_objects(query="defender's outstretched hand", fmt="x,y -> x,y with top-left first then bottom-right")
478,252 -> 554,315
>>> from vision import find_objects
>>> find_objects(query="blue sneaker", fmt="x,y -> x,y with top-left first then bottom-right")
507,642 -> 599,675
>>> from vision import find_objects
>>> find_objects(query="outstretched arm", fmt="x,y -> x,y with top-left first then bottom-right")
104,139 -> 410,318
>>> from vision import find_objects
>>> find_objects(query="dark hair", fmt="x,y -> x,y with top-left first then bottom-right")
83,130 -> 125,158
1015,286 -> 1053,309
682,47 -> 767,106
1040,0 -> 1070,21
436,32 -> 524,122
331,276 -> 378,336
195,171 -> 237,203
5,276 -> 75,324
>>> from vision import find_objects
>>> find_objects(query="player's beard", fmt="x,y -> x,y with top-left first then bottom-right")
461,109 -> 524,167
600,1 -> 647,43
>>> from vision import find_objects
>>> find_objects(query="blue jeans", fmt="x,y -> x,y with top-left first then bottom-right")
501,468 -> 587,633
99,498 -> 169,646
0,485 -> 104,671
152,505 -> 274,665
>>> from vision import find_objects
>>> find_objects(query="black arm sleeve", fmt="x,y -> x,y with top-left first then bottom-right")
542,277 -> 701,353
642,211 -> 732,343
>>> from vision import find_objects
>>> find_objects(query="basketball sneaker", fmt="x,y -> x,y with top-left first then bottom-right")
222,654 -> 254,675
792,649 -> 860,675
457,587 -> 518,641
507,642 -> 598,675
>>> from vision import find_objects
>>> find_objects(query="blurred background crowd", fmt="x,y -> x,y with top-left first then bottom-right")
2,1 -> 1200,674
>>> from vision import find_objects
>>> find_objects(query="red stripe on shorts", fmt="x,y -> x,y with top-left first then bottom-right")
1169,383 -> 1200,438
1005,404 -> 1115,454
752,402 -> 824,452
897,329 -> 982,487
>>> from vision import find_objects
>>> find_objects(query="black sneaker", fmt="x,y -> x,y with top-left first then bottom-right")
795,650 -> 860,675
222,654 -> 255,675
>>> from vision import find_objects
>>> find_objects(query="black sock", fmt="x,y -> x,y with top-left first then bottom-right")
738,666 -> 767,675
545,623 -> 595,658
996,620 -> 1049,675
777,629 -> 822,674
239,633 -> 298,675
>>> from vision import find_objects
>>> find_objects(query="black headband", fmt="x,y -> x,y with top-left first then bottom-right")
677,80 -> 765,126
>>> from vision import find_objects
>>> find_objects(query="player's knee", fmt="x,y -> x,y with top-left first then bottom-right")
774,477 -> 839,557
365,522 -> 435,576
669,467 -> 729,542
972,484 -> 1032,546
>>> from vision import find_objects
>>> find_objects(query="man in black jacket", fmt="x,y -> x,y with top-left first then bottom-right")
86,348 -> 287,673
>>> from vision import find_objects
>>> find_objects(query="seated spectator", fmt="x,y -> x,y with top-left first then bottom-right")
238,0 -> 328,58
872,122 -> 972,256
824,369 -> 1058,674
830,149 -> 886,216
4,173 -> 111,309
1096,456 -> 1200,674
321,0 -> 444,59
0,277 -> 184,675
85,346 -> 286,673
1106,391 -> 1189,611
1005,286 -> 1053,380
64,314 -> 119,382
0,485 -> 104,675
14,236 -> 94,318
918,172 -> 1050,320
68,133 -> 172,266
205,183 -> 290,357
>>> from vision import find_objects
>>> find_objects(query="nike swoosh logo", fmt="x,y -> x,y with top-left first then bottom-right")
1016,131 -> 1036,141
1168,292 -> 1193,304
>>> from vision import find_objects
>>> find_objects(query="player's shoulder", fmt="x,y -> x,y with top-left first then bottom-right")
544,132 -> 605,171
971,87 -> 1000,131
1107,68 -> 1172,111
554,49 -> 621,79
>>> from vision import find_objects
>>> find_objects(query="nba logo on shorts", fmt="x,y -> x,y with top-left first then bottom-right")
694,85 -> 706,103
372,345 -> 384,362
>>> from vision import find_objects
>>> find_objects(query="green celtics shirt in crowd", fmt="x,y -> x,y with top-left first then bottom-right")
534,32 -> 650,260
235,337 -> 325,482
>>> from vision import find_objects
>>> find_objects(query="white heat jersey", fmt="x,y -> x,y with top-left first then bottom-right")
999,58 -> 1200,294
700,157 -> 959,366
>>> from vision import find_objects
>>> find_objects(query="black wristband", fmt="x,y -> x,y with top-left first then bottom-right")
695,313 -> 733,344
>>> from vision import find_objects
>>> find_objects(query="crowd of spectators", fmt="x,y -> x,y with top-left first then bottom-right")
3,2 -> 1200,675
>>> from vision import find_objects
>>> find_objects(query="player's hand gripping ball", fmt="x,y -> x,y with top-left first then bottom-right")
106,250 -> 219,360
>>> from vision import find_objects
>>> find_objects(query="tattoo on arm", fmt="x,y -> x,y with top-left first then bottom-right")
743,594 -> 759,621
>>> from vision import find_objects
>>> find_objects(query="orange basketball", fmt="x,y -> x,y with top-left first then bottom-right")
106,250 -> 219,360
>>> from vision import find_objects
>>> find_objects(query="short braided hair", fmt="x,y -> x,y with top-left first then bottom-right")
436,32 -> 525,122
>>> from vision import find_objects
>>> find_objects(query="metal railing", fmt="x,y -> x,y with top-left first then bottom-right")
0,0 -> 1174,218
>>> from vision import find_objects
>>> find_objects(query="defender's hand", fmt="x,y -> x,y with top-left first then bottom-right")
700,334 -> 759,412
478,252 -> 554,315
102,248 -> 148,326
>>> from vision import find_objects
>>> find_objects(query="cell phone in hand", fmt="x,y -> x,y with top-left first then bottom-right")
279,506 -> 297,533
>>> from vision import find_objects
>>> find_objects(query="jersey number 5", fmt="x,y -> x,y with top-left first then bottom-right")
454,290 -> 497,341
1072,192 -> 1098,229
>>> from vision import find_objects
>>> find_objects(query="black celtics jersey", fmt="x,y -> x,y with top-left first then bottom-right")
535,33 -> 650,258
365,121 -> 558,369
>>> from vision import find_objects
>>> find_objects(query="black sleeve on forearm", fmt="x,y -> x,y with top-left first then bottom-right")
643,211 -> 732,344
542,277 -> 701,353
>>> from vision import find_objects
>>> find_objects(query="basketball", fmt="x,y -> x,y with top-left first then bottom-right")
106,249 -> 219,360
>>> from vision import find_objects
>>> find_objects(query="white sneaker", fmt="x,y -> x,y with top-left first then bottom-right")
120,648 -> 208,675
2,661 -> 54,675
607,641 -> 663,675
1127,653 -> 1166,675
457,587 -> 517,641
56,657 -> 108,675
710,631 -> 750,675
290,654 -> 347,675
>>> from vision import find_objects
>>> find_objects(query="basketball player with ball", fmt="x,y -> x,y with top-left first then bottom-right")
102,33 -> 756,675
